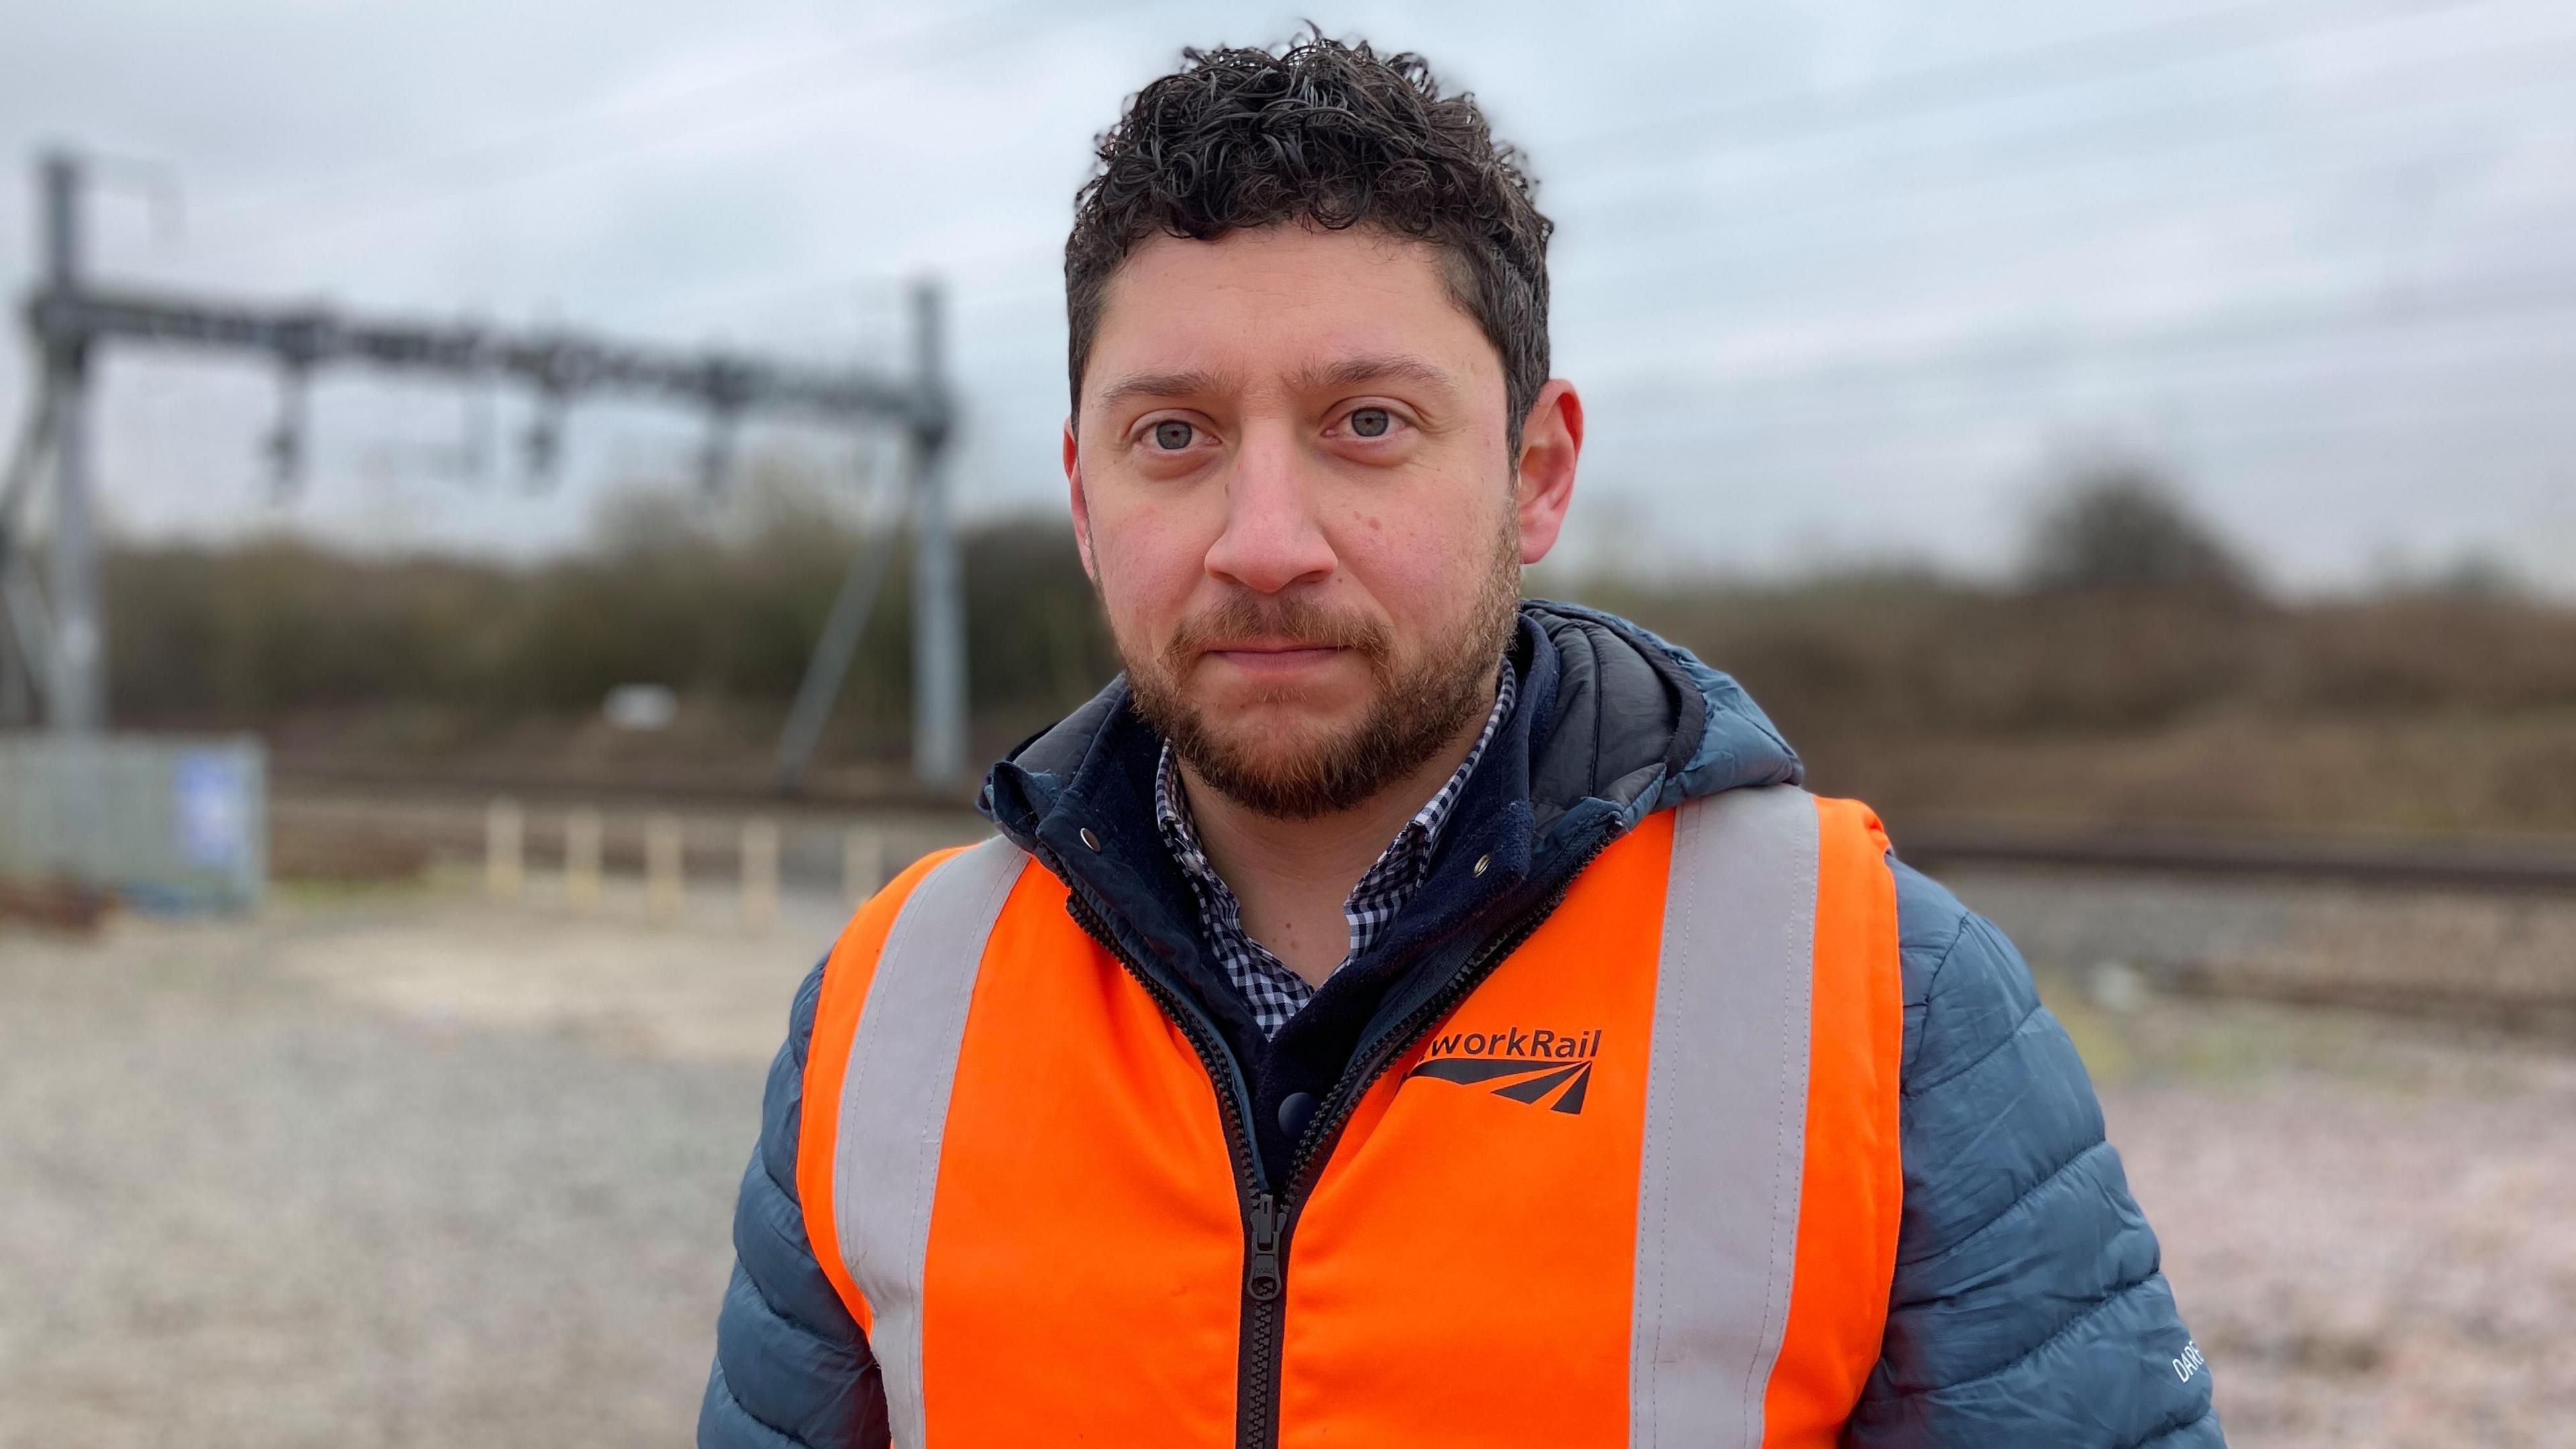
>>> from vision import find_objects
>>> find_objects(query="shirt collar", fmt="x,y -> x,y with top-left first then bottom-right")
1152,659 -> 1517,898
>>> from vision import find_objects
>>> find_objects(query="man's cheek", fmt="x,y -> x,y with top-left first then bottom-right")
1354,520 -> 1470,603
1091,544 -> 1182,657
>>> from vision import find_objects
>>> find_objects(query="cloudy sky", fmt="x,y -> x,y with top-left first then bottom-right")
3,0 -> 2572,591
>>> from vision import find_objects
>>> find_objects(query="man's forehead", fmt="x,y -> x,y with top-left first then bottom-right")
1083,226 -> 1497,411
1093,354 -> 1466,413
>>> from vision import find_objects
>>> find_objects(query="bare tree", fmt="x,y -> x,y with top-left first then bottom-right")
2023,462 -> 2257,600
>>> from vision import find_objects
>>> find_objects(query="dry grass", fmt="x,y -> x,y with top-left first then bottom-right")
1579,574 -> 2576,835
64,523 -> 2576,833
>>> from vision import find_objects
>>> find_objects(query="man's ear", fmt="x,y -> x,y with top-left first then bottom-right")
1512,380 -> 1583,566
1064,418 -> 1099,583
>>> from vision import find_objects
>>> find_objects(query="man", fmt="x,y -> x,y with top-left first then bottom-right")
702,35 -> 2222,1449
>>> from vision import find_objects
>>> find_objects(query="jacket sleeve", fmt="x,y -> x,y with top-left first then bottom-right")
699,959 -> 890,1449
1843,860 -> 2224,1448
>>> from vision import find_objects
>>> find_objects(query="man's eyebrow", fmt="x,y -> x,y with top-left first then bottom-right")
1289,354 -> 1460,396
1094,368 -> 1232,413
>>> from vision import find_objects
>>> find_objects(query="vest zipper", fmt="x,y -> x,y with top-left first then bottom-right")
1060,886 -> 1267,1191
1058,815 -> 1621,1449
1243,817 -> 1625,1449
1244,1191 -> 1285,1302
1057,883 -> 1279,1449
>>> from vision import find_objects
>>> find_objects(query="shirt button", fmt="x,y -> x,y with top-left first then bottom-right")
1080,827 -> 1102,852
1278,1091 -> 1319,1140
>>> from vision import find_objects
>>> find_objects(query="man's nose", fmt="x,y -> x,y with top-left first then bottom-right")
1203,425 -> 1336,596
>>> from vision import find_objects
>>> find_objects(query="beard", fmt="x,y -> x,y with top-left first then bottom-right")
1121,527 -> 1523,822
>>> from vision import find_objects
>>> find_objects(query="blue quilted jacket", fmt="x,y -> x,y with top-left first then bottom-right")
700,602 -> 2223,1448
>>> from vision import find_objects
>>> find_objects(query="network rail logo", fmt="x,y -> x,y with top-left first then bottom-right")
1402,1026 -> 1602,1115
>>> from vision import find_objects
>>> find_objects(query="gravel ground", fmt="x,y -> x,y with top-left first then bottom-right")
3,867 -> 2570,1446
0,881 -> 832,1449
2099,1024 -> 2576,1448
1947,864 -> 2576,1023
1952,865 -> 2576,1449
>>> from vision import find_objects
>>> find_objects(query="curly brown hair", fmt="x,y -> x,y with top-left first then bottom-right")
1065,33 -> 1554,447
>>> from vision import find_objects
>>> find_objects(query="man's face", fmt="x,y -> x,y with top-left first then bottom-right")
1066,223 -> 1576,818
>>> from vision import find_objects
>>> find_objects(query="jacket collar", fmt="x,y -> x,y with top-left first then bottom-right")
982,598 -> 1799,856
979,598 -> 1799,971
977,598 -> 1804,1120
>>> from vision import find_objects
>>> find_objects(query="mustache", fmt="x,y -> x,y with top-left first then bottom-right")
1161,593 -> 1391,669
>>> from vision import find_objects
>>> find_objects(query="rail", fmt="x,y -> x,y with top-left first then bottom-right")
1896,822 -> 2576,894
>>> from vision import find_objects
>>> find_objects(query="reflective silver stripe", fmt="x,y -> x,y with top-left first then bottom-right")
831,835 -> 1025,1449
1630,786 -> 1821,1448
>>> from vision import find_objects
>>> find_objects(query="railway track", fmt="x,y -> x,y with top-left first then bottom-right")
1896,822 -> 2576,894
266,768 -> 2576,895
247,773 -> 2576,1034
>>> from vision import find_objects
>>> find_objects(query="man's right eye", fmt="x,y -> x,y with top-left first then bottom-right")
1150,420 -> 1195,451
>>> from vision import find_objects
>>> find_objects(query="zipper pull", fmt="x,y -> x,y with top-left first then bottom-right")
1244,1191 -> 1283,1302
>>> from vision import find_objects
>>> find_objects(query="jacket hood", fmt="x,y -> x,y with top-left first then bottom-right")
981,598 -> 1800,849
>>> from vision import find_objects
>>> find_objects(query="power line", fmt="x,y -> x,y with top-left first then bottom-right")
926,11 -> 2576,333
1524,0 -> 2573,316
55,5 -> 2576,500
170,0 -> 1169,263
1564,173 -> 2576,354
1594,329 -> 2576,445
0,0 -> 2318,246
1587,390 -> 2576,486
960,235 -> 2576,394
152,0 -> 2519,272
1590,260 -> 2576,400
193,0 -> 1101,219
87,0 -> 2569,382
1550,21 -> 2576,280
1548,0 -> 2514,168
951,235 -> 2576,435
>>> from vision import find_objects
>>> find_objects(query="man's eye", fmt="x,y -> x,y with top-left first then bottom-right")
1151,420 -> 1195,450
1348,408 -> 1392,438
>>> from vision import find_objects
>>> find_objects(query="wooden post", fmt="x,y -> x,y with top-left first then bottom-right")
645,814 -> 685,922
741,816 -> 780,932
564,807 -> 602,912
485,798 -> 523,900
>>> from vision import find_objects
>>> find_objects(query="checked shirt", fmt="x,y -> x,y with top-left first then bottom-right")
1153,661 -> 1517,1038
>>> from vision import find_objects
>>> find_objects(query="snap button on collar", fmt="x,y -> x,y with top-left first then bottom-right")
1080,827 -> 1102,852
1471,853 -> 1491,877
1278,1091 -> 1319,1139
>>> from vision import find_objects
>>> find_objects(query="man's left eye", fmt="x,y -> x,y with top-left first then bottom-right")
1347,408 -> 1393,438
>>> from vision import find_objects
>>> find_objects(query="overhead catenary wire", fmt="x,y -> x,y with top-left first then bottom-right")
1576,421 -> 2576,545
1546,0 -> 2519,168
1583,399 -> 2576,503
162,0 -> 1173,265
1594,249 -> 2576,391
1550,21 -> 2576,278
917,0 -> 2576,319
932,4 -> 2576,417
66,0 -> 2564,410
1591,321 -> 2576,441
133,0 -> 2539,274
1595,341 -> 2576,451
960,241 -> 2576,397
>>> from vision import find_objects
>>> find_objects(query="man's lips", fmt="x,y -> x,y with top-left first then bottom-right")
1201,642 -> 1348,673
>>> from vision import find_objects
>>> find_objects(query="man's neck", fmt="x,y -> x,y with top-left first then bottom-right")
1179,682 -> 1497,989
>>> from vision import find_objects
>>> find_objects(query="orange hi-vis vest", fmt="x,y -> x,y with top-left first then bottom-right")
796,784 -> 1903,1448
